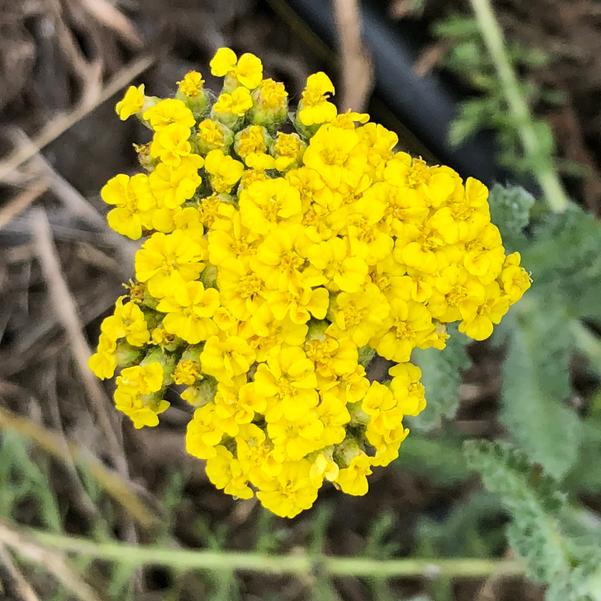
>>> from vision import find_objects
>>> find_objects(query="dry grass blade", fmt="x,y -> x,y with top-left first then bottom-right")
0,520 -> 103,601
0,181 -> 50,231
77,0 -> 143,48
0,405 -> 158,529
0,53 -> 156,183
29,208 -> 127,473
333,0 -> 374,111
0,543 -> 41,601
9,128 -> 136,276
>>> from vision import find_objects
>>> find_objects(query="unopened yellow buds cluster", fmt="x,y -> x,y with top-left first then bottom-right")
90,47 -> 531,518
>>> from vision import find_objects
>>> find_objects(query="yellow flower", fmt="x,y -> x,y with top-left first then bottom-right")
272,133 -> 306,172
304,236 -> 368,293
217,258 -> 265,321
257,460 -> 319,518
177,70 -> 204,97
173,359 -> 201,385
335,451 -> 372,496
196,119 -> 233,154
100,296 -> 150,347
264,285 -> 329,324
88,333 -> 117,379
458,281 -> 510,341
186,405 -> 225,459
212,87 -> 253,124
389,362 -> 426,416
210,47 -> 238,77
330,284 -> 389,346
143,98 -> 195,130
204,149 -> 245,193
303,125 -> 361,188
239,178 -> 302,235
250,78 -> 288,128
500,252 -> 531,302
115,84 -> 145,120
298,72 -> 337,126
375,299 -> 436,363
210,47 -> 263,89
93,52 -> 531,518
150,123 -> 192,166
252,224 -> 311,290
101,173 -> 155,240
135,231 -> 207,298
156,280 -> 220,344
200,335 -> 256,383
254,346 -> 318,420
205,446 -> 253,499
149,154 -> 203,208
114,363 -> 169,429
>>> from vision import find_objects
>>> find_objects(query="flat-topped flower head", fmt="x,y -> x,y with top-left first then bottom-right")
92,46 -> 531,518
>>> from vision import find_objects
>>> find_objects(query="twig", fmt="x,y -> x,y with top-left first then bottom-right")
24,527 -> 526,579
9,128 -> 136,276
0,405 -> 158,529
332,0 -> 373,112
0,544 -> 41,601
0,521 -> 103,601
0,53 -> 156,183
29,208 -> 126,474
77,0 -> 143,48
0,181 -> 50,231
469,0 -> 570,213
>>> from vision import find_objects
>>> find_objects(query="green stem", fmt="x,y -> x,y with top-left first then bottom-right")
30,528 -> 524,579
469,0 -> 570,213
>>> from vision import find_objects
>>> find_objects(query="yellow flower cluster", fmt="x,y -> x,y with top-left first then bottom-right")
90,47 -> 531,518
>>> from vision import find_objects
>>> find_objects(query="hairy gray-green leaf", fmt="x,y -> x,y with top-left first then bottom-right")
411,329 -> 471,432
488,183 -> 534,250
500,295 -> 580,478
523,207 -> 601,321
464,440 -> 570,584
466,440 -> 601,600
399,434 -> 471,485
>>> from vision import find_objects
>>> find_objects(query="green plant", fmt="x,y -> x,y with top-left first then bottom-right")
465,440 -> 601,600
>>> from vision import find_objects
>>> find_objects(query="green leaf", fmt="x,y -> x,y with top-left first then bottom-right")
488,183 -> 534,250
399,434 -> 471,486
500,294 -> 581,479
523,207 -> 601,321
465,440 -> 601,600
464,440 -> 570,584
411,328 -> 472,432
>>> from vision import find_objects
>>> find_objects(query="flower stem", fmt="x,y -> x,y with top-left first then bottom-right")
469,0 -> 570,213
26,526 -> 524,579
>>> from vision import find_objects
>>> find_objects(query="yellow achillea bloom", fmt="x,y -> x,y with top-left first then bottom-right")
90,47 -> 531,518
210,47 -> 263,90
115,84 -> 145,120
177,70 -> 204,97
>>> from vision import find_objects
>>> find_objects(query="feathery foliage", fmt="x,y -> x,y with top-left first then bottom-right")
465,440 -> 601,600
500,296 -> 580,479
411,328 -> 472,432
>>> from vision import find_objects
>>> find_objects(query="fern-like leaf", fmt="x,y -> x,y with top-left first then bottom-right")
411,329 -> 472,432
523,208 -> 601,321
488,183 -> 534,250
464,440 -> 570,583
500,294 -> 580,478
466,440 -> 601,600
